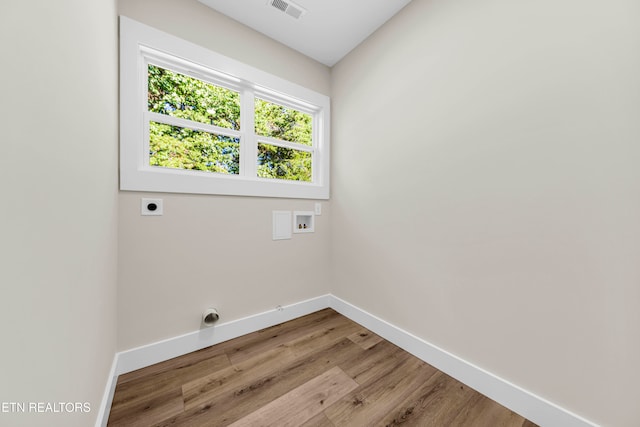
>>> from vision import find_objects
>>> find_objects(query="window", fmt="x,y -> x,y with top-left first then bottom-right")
120,17 -> 330,199
147,64 -> 242,175
147,65 -> 241,175
255,97 -> 313,182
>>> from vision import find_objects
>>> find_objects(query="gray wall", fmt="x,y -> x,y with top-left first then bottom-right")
0,1 -> 119,426
330,0 -> 640,425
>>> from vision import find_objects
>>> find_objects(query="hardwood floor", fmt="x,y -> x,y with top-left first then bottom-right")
108,309 -> 538,426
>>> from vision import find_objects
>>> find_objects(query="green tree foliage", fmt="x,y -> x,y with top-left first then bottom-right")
257,143 -> 312,182
254,98 -> 311,145
255,98 -> 312,182
149,123 -> 239,174
148,65 -> 240,129
148,65 -> 240,174
147,65 -> 312,181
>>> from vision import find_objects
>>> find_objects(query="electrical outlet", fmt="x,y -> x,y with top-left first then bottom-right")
141,198 -> 163,216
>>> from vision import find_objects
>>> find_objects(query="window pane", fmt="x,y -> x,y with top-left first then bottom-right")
257,142 -> 311,182
148,65 -> 240,130
149,121 -> 239,174
255,98 -> 312,146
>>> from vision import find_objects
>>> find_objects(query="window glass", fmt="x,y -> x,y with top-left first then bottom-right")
121,17 -> 330,198
148,65 -> 241,131
257,142 -> 311,182
255,98 -> 312,146
149,122 -> 240,174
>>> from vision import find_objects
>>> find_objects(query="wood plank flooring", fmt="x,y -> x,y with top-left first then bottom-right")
108,309 -> 538,426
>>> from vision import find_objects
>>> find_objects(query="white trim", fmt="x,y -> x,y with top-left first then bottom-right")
257,136 -> 314,152
143,48 -> 244,92
94,354 -> 118,427
97,294 -> 598,427
147,112 -> 243,139
328,295 -> 599,427
114,295 -> 330,376
241,88 -> 257,178
119,16 -> 330,199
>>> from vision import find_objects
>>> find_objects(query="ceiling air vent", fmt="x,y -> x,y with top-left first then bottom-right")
268,0 -> 307,20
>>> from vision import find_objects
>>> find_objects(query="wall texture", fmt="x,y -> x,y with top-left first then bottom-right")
0,1 -> 119,426
330,0 -> 640,425
117,0 -> 332,351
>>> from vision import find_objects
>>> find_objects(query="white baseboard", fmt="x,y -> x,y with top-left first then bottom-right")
95,354 -> 118,427
98,293 -> 597,427
115,294 -> 331,376
328,295 -> 598,427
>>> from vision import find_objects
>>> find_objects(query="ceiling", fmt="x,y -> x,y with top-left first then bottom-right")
198,0 -> 413,67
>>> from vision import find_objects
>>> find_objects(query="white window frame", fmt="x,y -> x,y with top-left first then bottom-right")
120,16 -> 330,199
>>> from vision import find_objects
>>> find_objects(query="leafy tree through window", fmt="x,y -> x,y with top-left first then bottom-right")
147,65 -> 314,182
255,98 -> 312,182
120,16 -> 330,198
147,65 -> 241,174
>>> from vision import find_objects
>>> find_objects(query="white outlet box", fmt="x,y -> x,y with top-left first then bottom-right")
141,198 -> 163,216
293,211 -> 314,233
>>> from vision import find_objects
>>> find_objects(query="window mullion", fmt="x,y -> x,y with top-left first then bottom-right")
147,112 -> 241,138
241,89 -> 257,178
312,111 -> 321,184
256,136 -> 314,153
